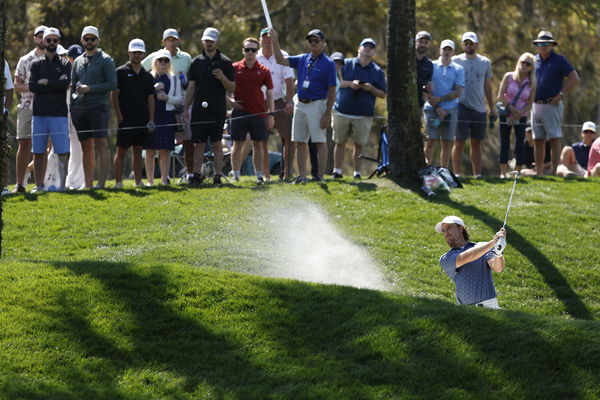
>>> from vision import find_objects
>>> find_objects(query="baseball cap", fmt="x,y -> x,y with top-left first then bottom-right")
128,38 -> 146,52
435,216 -> 465,233
260,27 -> 270,36
582,121 -> 597,132
154,49 -> 172,62
162,28 -> 179,40
43,27 -> 60,40
440,39 -> 455,50
81,26 -> 99,38
56,45 -> 67,56
34,25 -> 48,35
67,44 -> 84,58
360,38 -> 377,48
416,31 -> 432,41
305,29 -> 325,40
532,30 -> 558,45
330,52 -> 344,62
462,31 -> 479,43
202,27 -> 220,41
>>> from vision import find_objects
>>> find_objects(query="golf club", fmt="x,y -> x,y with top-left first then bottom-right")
494,171 -> 519,254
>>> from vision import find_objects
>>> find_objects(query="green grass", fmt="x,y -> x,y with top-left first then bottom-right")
1,176 -> 599,399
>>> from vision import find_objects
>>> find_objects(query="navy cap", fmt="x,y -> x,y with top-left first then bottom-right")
305,29 -> 325,40
67,44 -> 84,58
360,38 -> 377,48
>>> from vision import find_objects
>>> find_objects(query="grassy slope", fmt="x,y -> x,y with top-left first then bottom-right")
1,177 -> 599,399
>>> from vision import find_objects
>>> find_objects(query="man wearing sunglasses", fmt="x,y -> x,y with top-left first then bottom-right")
270,28 -> 337,183
71,26 -> 117,189
530,30 -> 580,176
556,121 -> 597,177
28,27 -> 71,192
12,25 -> 47,193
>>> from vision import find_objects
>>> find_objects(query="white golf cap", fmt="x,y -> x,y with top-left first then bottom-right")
202,27 -> 220,41
154,49 -> 172,62
81,25 -> 100,38
34,25 -> 48,35
462,31 -> 479,43
43,27 -> 60,40
435,216 -> 465,233
56,44 -> 67,55
440,39 -> 455,50
128,38 -> 146,52
582,121 -> 596,132
163,28 -> 179,40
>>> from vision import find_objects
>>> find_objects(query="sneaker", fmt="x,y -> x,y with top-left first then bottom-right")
188,173 -> 205,186
145,182 -> 154,187
332,172 -> 343,179
232,176 -> 240,182
11,184 -> 26,194
291,176 -> 308,184
474,174 -> 482,179
46,185 -> 59,192
1,187 -> 10,196
134,182 -> 144,188
114,181 -> 123,189
353,173 -> 362,180
256,176 -> 265,185
213,175 -> 222,185
31,186 -> 45,194
93,184 -> 105,189
311,176 -> 324,182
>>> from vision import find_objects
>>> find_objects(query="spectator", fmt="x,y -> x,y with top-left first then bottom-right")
415,31 -> 434,109
330,52 -> 344,86
229,37 -> 274,184
587,136 -> 600,177
556,121 -> 597,177
112,39 -> 155,188
436,215 -> 506,309
423,39 -> 464,168
145,50 -> 183,185
12,25 -> 47,193
271,28 -> 337,183
332,38 -> 386,179
56,44 -> 68,60
520,124 -> 551,176
2,60 -> 14,195
184,27 -> 234,186
143,28 -> 194,182
452,32 -> 496,178
257,28 -> 295,181
65,45 -> 85,189
530,31 -> 580,175
71,26 -> 117,189
496,52 -> 536,178
28,27 -> 71,193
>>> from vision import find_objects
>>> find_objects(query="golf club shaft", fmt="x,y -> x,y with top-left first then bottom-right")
502,172 -> 519,228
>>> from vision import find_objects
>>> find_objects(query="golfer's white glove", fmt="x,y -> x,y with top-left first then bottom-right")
494,237 -> 506,255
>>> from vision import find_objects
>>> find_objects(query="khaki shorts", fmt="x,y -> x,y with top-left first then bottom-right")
16,108 -> 33,140
332,113 -> 373,146
291,99 -> 327,143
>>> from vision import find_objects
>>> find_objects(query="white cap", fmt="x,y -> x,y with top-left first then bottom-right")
128,38 -> 146,52
435,216 -> 465,233
202,27 -> 220,41
81,26 -> 100,39
154,49 -> 172,62
56,44 -> 67,55
462,31 -> 479,43
162,28 -> 179,40
34,25 -> 48,35
440,39 -> 455,50
43,27 -> 60,40
582,121 -> 597,132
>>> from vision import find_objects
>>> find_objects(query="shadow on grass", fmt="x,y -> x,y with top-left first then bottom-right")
389,176 -> 593,320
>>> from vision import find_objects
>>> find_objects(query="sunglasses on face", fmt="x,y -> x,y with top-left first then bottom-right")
45,38 -> 59,44
83,36 -> 97,42
307,38 -> 321,44
521,61 -> 532,67
157,58 -> 170,63
535,42 -> 550,47
243,47 -> 258,53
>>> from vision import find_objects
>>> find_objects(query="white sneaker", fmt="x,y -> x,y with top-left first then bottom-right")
1,187 -> 10,196
114,181 -> 123,189
31,186 -> 45,193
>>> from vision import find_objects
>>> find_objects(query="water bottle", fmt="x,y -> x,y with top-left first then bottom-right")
179,72 -> 188,90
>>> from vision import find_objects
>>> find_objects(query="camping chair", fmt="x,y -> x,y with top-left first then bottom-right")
359,126 -> 390,179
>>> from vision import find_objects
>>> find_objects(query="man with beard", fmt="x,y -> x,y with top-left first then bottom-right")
415,31 -> 433,109
71,26 -> 117,189
12,25 -> 47,193
28,27 -> 71,192
183,27 -> 235,185
112,39 -> 155,188
436,215 -> 506,309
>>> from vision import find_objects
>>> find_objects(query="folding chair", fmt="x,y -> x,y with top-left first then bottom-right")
359,126 -> 390,179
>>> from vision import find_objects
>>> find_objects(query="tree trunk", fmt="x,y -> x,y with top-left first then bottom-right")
0,0 -> 6,257
387,0 -> 425,181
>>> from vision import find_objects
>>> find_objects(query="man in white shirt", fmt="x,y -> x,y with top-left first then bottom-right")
2,61 -> 15,195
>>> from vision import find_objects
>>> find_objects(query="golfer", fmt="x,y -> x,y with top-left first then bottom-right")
436,216 -> 505,309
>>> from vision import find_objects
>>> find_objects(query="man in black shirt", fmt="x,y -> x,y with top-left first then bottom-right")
28,27 -> 71,192
183,27 -> 235,185
111,39 -> 155,188
416,31 -> 433,109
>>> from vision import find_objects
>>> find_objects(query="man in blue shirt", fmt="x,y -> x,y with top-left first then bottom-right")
423,40 -> 464,168
557,121 -> 597,177
271,28 -> 337,183
436,215 -> 506,309
531,31 -> 580,176
331,38 -> 386,179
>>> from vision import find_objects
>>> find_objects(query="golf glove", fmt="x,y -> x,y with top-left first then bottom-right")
494,237 -> 506,255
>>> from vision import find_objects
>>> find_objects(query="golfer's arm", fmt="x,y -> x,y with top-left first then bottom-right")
455,240 -> 495,268
272,39 -> 289,67
488,255 -> 505,272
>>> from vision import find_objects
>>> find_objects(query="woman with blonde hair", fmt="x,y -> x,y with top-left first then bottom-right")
496,52 -> 536,177
144,49 -> 183,185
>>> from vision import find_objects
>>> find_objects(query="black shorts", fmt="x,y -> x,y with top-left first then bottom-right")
230,110 -> 268,142
191,111 -> 225,143
72,104 -> 109,141
117,119 -> 147,148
